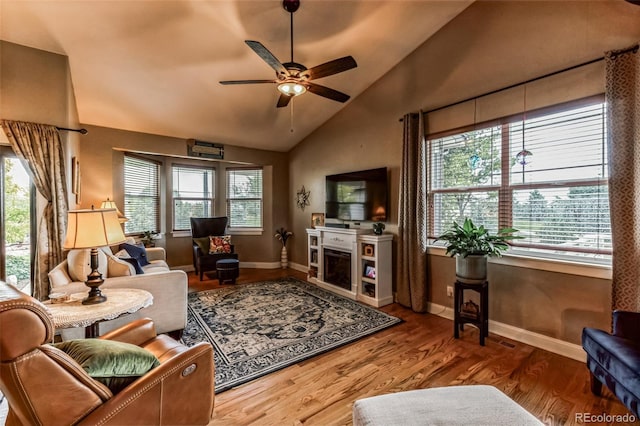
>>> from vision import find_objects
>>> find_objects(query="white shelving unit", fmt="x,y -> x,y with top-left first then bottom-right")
306,227 -> 393,307
357,234 -> 393,307
307,229 -> 320,281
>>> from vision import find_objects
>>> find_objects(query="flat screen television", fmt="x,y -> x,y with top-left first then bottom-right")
325,167 -> 388,222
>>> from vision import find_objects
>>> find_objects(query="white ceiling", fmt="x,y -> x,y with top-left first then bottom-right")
0,0 -> 472,152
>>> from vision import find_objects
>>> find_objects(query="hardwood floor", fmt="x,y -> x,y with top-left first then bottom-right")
189,268 -> 633,426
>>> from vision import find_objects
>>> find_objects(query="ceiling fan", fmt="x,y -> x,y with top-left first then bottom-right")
219,0 -> 357,108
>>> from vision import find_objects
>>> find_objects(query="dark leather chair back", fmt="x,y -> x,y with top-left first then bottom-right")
190,217 -> 228,238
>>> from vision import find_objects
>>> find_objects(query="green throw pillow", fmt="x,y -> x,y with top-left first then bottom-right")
193,236 -> 210,254
53,339 -> 160,394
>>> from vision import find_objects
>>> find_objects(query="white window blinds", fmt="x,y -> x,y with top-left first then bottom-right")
226,168 -> 263,228
172,165 -> 214,231
124,155 -> 160,235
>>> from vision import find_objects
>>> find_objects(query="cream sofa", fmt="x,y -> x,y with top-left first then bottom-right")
48,242 -> 188,340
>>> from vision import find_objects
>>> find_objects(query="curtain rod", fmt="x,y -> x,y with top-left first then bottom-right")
56,126 -> 88,134
399,44 -> 639,121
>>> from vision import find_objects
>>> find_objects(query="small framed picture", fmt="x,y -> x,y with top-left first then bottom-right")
365,265 -> 376,279
311,212 -> 325,228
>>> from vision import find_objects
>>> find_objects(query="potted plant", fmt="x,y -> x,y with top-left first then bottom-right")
275,227 -> 293,269
141,230 -> 160,247
436,218 -> 520,283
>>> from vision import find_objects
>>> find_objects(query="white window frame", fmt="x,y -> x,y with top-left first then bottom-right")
171,164 -> 215,232
427,95 -> 611,268
124,154 -> 160,235
226,167 -> 263,233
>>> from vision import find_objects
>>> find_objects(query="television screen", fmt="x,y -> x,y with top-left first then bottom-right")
325,167 -> 388,222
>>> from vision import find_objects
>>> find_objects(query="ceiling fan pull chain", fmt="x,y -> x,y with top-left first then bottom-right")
290,98 -> 295,132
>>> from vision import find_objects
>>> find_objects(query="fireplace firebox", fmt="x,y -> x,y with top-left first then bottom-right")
323,248 -> 351,290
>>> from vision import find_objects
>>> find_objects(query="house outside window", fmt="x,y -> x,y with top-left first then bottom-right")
428,97 -> 610,263
226,168 -> 263,229
172,165 -> 215,231
124,155 -> 160,235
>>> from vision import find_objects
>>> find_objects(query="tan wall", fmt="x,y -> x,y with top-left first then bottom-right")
288,1 -> 640,344
79,124 -> 289,267
0,40 -> 81,208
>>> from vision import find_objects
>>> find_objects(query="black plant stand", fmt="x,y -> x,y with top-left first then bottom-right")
454,280 -> 489,346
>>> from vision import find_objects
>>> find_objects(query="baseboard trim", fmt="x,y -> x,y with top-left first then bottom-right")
289,262 -> 308,273
172,262 -> 282,271
427,302 -> 586,362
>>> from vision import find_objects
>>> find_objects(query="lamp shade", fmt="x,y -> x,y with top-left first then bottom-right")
100,198 -> 129,223
64,209 -> 127,249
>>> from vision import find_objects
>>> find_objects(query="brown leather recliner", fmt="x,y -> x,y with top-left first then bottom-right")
0,281 -> 215,425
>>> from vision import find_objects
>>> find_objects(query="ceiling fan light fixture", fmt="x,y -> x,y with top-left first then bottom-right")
278,81 -> 306,96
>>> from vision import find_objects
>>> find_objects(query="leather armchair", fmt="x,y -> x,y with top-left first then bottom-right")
0,281 -> 215,425
582,310 -> 640,417
190,217 -> 238,281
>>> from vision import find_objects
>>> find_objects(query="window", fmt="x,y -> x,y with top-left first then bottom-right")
172,165 -> 215,231
428,96 -> 610,260
226,168 -> 263,229
124,155 -> 160,235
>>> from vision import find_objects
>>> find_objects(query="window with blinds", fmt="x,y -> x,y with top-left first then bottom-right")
124,155 -> 160,235
172,165 -> 214,231
428,96 -> 610,260
226,168 -> 263,228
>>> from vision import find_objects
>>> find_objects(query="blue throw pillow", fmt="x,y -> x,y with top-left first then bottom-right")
121,257 -> 145,274
120,243 -> 150,267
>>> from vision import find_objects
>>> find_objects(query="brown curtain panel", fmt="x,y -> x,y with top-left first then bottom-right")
1,120 -> 68,300
606,44 -> 640,312
397,112 -> 428,312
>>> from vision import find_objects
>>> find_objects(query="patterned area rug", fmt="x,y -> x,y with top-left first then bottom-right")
182,277 -> 401,393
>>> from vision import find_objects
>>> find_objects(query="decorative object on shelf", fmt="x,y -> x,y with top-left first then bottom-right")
275,227 -> 293,269
363,244 -> 374,257
296,185 -> 310,210
311,212 -> 325,228
63,208 -> 127,304
460,299 -> 480,320
372,222 -> 385,235
100,198 -> 128,223
436,218 -> 521,284
141,230 -> 160,247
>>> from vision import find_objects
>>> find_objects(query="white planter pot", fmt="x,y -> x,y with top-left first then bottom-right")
281,246 -> 288,269
455,255 -> 487,284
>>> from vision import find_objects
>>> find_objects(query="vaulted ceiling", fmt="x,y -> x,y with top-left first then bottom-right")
0,1 -> 472,151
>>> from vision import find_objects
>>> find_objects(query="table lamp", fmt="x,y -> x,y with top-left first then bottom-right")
100,197 -> 128,223
63,208 -> 126,304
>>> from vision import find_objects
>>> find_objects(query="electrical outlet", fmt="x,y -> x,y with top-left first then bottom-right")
446,286 -> 453,298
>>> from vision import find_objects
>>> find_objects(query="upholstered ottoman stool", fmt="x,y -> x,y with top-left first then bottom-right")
216,259 -> 239,284
353,385 -> 542,426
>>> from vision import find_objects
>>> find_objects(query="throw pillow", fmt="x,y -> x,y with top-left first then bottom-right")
66,249 -> 108,282
193,236 -> 210,254
120,243 -> 150,267
209,235 -> 232,253
106,254 -> 135,277
53,339 -> 160,394
48,265 -> 72,288
121,257 -> 145,274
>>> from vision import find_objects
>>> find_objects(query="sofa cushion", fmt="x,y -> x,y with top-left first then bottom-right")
120,243 -> 150,267
48,263 -> 73,288
53,339 -> 160,394
209,235 -> 232,253
67,249 -> 108,282
142,260 -> 169,274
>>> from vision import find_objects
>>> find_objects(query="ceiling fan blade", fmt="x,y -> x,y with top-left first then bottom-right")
306,82 -> 351,103
277,93 -> 293,108
219,79 -> 276,85
306,56 -> 357,80
245,40 -> 289,76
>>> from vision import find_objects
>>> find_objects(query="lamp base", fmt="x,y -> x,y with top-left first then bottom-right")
82,293 -> 107,305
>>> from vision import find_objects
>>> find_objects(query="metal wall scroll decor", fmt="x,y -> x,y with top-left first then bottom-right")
296,185 -> 310,210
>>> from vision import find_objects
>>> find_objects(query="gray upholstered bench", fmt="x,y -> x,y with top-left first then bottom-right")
353,385 -> 542,426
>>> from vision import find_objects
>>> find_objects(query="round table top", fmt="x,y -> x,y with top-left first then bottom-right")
44,288 -> 153,329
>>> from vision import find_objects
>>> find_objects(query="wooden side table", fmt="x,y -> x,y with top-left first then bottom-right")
44,288 -> 153,338
453,280 -> 489,346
